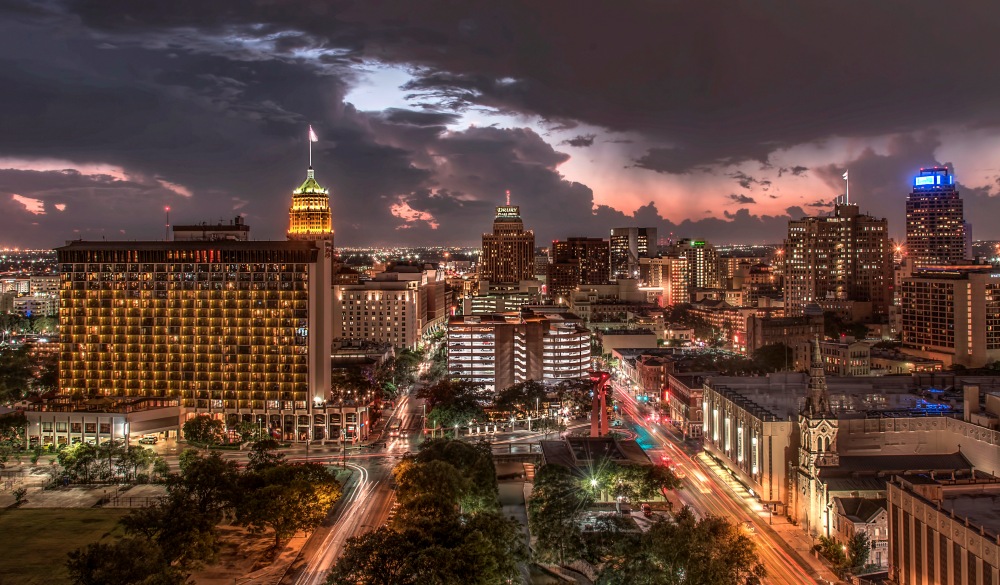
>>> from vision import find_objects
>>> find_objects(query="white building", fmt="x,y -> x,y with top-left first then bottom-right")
13,294 -> 58,317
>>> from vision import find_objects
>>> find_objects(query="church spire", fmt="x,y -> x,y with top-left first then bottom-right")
803,335 -> 831,417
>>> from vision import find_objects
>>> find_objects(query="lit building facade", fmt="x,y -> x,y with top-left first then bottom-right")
610,227 -> 656,280
447,311 -> 590,391
784,204 -> 893,318
667,238 -> 720,294
480,205 -> 535,284
549,237 -> 610,301
287,167 -> 334,246
57,240 -> 335,442
899,266 -> 1000,368
905,166 -> 969,269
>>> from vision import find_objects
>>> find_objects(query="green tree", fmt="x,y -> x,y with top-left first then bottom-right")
170,451 -> 239,518
182,415 -> 224,446
528,464 -> 592,564
57,442 -> 100,483
236,462 -> 342,548
245,438 -> 286,472
326,527 -> 416,585
492,380 -> 547,417
598,507 -> 766,585
0,344 -> 34,403
846,532 -> 871,571
752,343 -> 794,372
66,537 -> 186,585
121,490 -> 222,569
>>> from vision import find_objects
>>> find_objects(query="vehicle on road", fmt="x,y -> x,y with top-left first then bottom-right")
138,435 -> 158,445
388,420 -> 402,438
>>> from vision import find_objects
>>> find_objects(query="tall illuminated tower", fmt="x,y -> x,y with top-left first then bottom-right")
287,166 -> 334,246
480,192 -> 535,285
905,167 -> 967,269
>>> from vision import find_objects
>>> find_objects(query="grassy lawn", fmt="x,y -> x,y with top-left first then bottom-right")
0,508 -> 128,585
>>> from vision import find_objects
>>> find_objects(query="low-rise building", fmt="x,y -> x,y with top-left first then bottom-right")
833,497 -> 889,569
703,380 -> 795,510
819,339 -> 871,376
24,397 -> 181,447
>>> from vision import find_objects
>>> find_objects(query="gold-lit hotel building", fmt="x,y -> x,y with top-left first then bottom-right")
57,165 -> 338,441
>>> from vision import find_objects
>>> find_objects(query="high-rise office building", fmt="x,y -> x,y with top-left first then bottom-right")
610,227 -> 657,280
905,167 -> 968,268
639,256 -> 689,306
899,265 -> 1000,368
784,204 -> 893,318
548,237 -> 610,301
666,238 -> 720,295
288,166 -> 334,246
56,240 -> 335,441
480,203 -> 535,284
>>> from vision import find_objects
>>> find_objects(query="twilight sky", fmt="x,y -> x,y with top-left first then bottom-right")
3,0 -> 1000,249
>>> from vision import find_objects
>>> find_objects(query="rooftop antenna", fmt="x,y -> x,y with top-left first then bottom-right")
164,206 -> 170,241
308,125 -> 318,175
505,189 -> 511,206
843,169 -> 850,205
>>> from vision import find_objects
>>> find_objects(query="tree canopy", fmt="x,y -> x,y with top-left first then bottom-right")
597,507 -> 766,585
328,439 -> 525,585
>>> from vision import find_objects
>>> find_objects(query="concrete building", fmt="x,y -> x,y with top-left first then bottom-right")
333,264 -> 446,349
906,166 -> 970,269
29,274 -> 60,296
13,294 -> 58,317
869,349 -> 944,375
639,255 -> 689,306
784,203 -> 893,318
173,216 -> 250,241
548,237 -> 610,301
610,227 -> 656,281
667,238 -> 720,295
900,265 -> 1000,368
746,314 -> 824,370
888,475 -> 1000,585
447,310 -> 590,391
481,204 -> 535,284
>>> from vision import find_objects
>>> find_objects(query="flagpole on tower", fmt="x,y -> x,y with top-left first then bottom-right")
308,125 -> 318,169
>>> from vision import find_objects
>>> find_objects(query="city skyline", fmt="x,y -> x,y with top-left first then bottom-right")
4,2 -> 1000,249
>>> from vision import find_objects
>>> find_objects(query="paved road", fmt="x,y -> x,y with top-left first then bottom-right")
614,387 -> 842,585
291,390 -> 426,585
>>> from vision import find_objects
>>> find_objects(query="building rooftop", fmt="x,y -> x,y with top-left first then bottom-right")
835,497 -> 887,524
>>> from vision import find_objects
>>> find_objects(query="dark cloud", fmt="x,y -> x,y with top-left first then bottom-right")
805,200 -> 833,208
778,165 -> 810,178
561,134 -> 596,148
3,1 -> 1000,247
727,194 -> 756,205
378,108 -> 460,127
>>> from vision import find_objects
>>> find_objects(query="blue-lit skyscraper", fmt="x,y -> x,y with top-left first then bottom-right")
905,167 -> 969,268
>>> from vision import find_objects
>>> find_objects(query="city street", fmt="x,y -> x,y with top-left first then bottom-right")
613,386 -> 843,585
290,389 -> 426,584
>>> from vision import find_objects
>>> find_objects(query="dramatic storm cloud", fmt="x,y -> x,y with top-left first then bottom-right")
2,0 -> 1000,248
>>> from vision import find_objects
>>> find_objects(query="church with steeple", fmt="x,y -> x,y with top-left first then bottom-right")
793,336 -> 840,536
